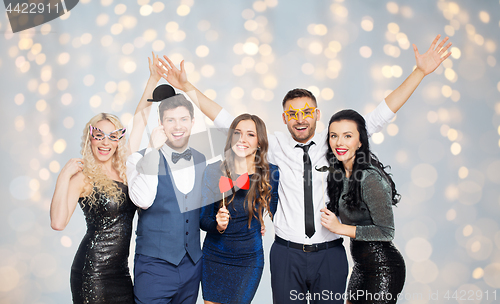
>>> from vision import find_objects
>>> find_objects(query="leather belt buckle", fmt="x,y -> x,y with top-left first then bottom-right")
302,244 -> 318,252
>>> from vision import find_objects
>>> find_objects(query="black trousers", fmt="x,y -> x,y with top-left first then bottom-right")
270,239 -> 349,304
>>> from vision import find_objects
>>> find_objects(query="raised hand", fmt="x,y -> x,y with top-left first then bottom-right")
216,205 -> 230,232
157,55 -> 189,91
148,51 -> 162,83
414,34 -> 452,76
60,158 -> 84,179
148,125 -> 167,150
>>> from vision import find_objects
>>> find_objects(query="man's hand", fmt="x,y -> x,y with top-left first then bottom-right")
414,34 -> 452,76
148,125 -> 167,150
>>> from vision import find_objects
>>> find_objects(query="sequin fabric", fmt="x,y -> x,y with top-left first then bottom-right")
199,162 -> 279,304
347,240 -> 405,304
338,167 -> 405,304
70,181 -> 136,304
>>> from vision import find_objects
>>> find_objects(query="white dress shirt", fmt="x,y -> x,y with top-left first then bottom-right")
214,100 -> 395,244
126,144 -> 195,209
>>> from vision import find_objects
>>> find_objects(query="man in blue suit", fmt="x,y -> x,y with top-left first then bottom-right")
127,85 -> 205,304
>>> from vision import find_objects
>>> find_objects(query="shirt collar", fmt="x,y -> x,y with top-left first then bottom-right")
289,134 -> 318,149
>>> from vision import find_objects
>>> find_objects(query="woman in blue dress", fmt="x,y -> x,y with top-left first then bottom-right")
200,113 -> 279,304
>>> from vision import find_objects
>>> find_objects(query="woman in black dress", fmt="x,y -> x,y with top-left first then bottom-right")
319,110 -> 405,304
50,53 -> 163,303
50,113 -> 135,303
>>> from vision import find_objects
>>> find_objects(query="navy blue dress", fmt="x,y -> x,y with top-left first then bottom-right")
200,162 -> 279,304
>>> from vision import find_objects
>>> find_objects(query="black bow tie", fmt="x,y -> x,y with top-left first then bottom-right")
171,149 -> 192,164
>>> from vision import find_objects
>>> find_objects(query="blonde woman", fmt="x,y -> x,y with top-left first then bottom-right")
50,53 -> 163,303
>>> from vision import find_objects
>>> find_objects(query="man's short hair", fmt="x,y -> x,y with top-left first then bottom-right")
158,94 -> 195,121
282,88 -> 317,108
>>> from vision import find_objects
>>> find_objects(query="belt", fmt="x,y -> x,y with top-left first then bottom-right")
275,235 -> 343,252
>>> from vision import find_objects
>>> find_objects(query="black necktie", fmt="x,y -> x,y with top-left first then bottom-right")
296,142 -> 315,238
172,149 -> 192,164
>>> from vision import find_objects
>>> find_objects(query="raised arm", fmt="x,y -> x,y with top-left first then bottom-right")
127,52 -> 163,155
364,34 -> 452,135
157,55 -> 222,121
126,126 -> 166,209
385,34 -> 452,113
50,159 -> 85,230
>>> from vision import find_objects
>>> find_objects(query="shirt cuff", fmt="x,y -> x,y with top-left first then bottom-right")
366,99 -> 396,136
379,99 -> 396,119
213,108 -> 234,130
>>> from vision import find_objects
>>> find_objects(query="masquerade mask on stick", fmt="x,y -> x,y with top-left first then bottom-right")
89,125 -> 126,141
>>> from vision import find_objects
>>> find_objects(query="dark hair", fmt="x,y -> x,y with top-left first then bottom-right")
220,113 -> 273,227
325,109 -> 400,215
158,94 -> 194,121
282,88 -> 317,108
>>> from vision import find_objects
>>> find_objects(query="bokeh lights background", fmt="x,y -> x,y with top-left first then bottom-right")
1,0 -> 500,303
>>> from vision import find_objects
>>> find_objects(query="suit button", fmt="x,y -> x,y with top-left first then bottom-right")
186,232 -> 189,235
185,194 -> 188,199
186,219 -> 189,223
186,243 -> 188,247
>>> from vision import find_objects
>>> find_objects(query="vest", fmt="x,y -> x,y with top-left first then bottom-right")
135,148 -> 205,266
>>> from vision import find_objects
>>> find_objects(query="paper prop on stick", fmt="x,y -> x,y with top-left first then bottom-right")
284,102 -> 317,121
218,173 -> 249,207
315,165 -> 340,209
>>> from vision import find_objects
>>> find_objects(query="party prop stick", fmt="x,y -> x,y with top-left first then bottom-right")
82,127 -> 90,160
322,173 -> 326,209
314,165 -> 331,209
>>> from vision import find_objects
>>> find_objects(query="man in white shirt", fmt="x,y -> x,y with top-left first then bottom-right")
157,34 -> 451,303
127,86 -> 205,304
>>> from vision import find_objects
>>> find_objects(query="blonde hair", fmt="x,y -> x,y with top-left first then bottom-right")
80,113 -> 128,206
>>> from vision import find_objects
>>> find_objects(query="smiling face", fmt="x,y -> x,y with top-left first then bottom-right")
282,97 -> 320,143
161,106 -> 194,152
328,119 -> 362,170
90,120 -> 120,164
231,119 -> 259,159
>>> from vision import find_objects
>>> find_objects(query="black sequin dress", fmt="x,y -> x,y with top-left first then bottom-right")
337,168 -> 405,304
70,181 -> 136,304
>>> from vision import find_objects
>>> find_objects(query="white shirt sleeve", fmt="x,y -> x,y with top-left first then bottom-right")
213,108 -> 235,134
126,148 -> 159,209
364,99 -> 396,136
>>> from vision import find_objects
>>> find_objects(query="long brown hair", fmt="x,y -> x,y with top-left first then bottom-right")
220,114 -> 272,228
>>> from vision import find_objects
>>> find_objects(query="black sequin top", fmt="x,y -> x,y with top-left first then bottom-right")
338,167 -> 395,241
